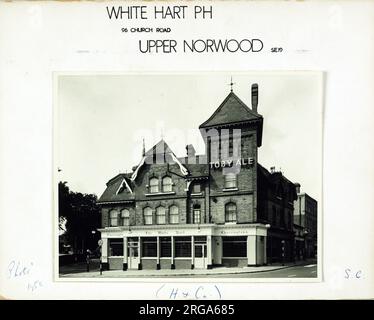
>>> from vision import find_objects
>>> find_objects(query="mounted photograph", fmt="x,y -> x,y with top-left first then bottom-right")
55,72 -> 322,280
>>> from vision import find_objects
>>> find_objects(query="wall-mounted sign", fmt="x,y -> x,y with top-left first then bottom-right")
209,157 -> 255,169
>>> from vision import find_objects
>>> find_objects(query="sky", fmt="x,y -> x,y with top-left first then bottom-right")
56,72 -> 323,203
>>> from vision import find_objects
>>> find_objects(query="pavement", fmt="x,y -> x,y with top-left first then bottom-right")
59,259 -> 317,278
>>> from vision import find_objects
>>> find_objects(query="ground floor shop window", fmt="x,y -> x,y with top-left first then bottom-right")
160,237 -> 171,257
109,238 -> 123,256
175,236 -> 191,257
222,236 -> 247,257
142,237 -> 157,257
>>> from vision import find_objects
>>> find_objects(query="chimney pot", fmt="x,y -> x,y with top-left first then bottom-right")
186,144 -> 196,157
251,83 -> 258,113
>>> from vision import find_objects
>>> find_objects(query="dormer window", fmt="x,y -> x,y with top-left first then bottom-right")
192,183 -> 201,194
149,177 -> 159,193
162,176 -> 172,192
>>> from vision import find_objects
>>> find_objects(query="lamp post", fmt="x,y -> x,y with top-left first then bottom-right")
303,230 -> 309,260
98,239 -> 103,275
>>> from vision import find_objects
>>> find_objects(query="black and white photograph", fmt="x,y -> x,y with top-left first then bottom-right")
56,73 -> 322,280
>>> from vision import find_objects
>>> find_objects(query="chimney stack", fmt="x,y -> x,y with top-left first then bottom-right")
294,183 -> 301,194
251,83 -> 258,113
186,144 -> 196,157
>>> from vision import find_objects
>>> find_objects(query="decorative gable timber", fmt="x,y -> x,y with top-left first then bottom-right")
115,177 -> 133,194
130,140 -> 189,182
130,156 -> 146,181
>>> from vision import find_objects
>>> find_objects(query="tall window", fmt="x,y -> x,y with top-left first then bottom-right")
109,238 -> 123,256
109,209 -> 119,227
193,205 -> 201,224
142,237 -> 157,257
225,202 -> 237,222
143,207 -> 153,225
121,209 -> 130,226
156,206 -> 166,225
169,205 -> 179,224
162,176 -> 172,192
175,237 -> 192,257
160,237 -> 171,257
149,177 -> 159,193
224,172 -> 237,189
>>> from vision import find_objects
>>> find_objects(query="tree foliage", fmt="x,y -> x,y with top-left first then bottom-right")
58,181 -> 101,253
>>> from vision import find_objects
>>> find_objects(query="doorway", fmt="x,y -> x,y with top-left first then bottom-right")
194,243 -> 207,269
128,239 -> 139,269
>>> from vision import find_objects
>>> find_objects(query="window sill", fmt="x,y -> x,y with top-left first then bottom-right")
222,188 -> 239,192
191,192 -> 203,196
145,192 -> 176,196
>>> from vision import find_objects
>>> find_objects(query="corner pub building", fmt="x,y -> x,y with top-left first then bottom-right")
97,84 -> 299,271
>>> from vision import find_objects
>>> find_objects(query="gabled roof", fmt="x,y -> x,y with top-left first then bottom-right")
145,139 -> 172,155
98,174 -> 135,203
199,91 -> 262,128
131,139 -> 189,181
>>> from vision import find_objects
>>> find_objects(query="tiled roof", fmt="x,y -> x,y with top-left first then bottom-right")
98,174 -> 135,203
145,139 -> 172,155
184,163 -> 209,177
199,91 -> 262,128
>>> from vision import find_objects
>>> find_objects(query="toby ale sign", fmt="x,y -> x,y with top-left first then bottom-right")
209,157 -> 255,169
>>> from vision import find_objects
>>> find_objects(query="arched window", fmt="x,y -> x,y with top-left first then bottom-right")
156,206 -> 166,225
143,207 -> 153,225
225,202 -> 237,222
109,209 -> 119,227
193,204 -> 201,224
169,205 -> 179,224
149,177 -> 159,193
162,176 -> 172,192
121,209 -> 130,226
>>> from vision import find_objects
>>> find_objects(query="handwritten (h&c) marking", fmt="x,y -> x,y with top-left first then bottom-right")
156,284 -> 222,300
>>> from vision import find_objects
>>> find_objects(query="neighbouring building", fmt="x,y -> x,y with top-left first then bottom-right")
293,184 -> 318,259
97,84 -> 308,271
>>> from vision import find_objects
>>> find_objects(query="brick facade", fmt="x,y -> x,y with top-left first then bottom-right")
97,88 -> 308,269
